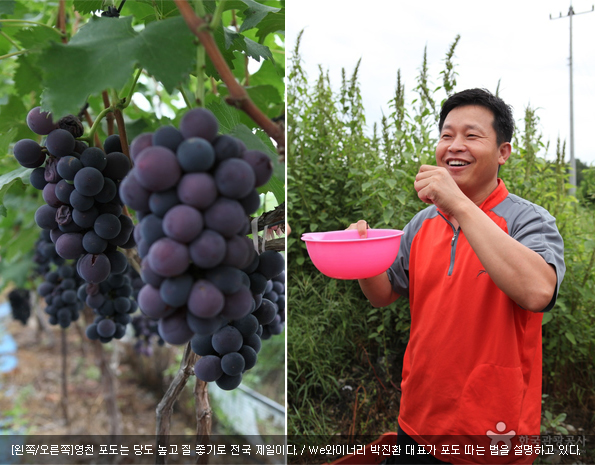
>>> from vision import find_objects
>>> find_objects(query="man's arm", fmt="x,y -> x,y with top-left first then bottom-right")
415,165 -> 557,312
358,272 -> 400,308
454,201 -> 557,312
347,220 -> 401,307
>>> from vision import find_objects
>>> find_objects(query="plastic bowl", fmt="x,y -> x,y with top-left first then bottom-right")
301,229 -> 404,280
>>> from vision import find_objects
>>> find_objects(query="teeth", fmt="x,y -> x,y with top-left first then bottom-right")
448,160 -> 469,166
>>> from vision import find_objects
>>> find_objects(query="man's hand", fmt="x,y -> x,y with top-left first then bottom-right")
414,165 -> 470,218
346,220 -> 369,238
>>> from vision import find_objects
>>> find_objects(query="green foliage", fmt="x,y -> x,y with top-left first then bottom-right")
0,0 -> 285,292
288,30 -> 595,436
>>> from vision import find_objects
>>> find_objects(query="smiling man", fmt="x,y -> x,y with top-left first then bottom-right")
349,88 -> 565,464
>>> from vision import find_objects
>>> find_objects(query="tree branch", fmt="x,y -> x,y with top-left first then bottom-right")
174,0 -> 285,160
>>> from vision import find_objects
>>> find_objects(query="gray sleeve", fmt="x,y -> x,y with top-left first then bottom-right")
494,197 -> 565,312
386,206 -> 438,298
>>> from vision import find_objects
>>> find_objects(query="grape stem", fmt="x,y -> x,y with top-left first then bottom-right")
0,49 -> 29,60
174,0 -> 285,160
0,19 -> 66,36
156,342 -> 198,465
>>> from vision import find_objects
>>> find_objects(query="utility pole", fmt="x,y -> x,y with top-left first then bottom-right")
550,3 -> 594,196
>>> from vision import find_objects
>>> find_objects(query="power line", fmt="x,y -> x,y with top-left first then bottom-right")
550,3 -> 594,195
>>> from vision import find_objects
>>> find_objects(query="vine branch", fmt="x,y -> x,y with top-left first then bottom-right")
174,0 -> 285,160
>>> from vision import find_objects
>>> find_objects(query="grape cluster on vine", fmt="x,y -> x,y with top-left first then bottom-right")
14,107 -> 135,287
121,107 -> 277,390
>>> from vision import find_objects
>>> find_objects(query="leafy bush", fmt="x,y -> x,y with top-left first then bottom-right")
288,31 -> 595,435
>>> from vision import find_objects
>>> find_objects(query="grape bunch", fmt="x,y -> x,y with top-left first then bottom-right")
8,288 -> 32,326
131,315 -> 164,356
13,107 -> 135,286
191,250 -> 285,390
36,256 -> 85,329
261,261 -> 285,340
120,107 -> 274,390
83,264 -> 139,343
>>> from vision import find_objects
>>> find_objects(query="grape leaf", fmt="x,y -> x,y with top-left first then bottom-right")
224,29 -> 273,62
39,16 -> 196,117
14,54 -> 43,96
73,0 -> 104,15
40,16 -> 138,116
253,10 -> 284,42
135,16 -> 195,92
0,1 -> 16,16
237,0 -> 280,33
0,166 -> 29,217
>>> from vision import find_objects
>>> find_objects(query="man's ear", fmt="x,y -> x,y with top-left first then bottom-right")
498,142 -> 512,166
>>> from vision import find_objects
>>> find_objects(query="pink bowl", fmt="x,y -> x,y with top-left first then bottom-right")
301,229 -> 404,280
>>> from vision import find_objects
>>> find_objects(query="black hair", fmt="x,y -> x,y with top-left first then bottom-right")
439,88 -> 515,146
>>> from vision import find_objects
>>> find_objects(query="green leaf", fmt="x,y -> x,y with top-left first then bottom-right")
40,16 -> 196,116
0,166 -> 29,217
40,16 -> 138,116
237,0 -> 280,33
565,331 -> 577,345
253,10 -> 284,42
14,54 -> 43,96
223,29 -> 273,62
541,312 -> 553,325
0,1 -> 16,16
136,16 -> 195,92
73,0 -> 104,15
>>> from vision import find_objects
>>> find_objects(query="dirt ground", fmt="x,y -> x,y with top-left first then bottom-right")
0,310 -> 209,437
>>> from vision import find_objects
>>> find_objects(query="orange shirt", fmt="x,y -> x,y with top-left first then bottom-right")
387,180 -> 565,464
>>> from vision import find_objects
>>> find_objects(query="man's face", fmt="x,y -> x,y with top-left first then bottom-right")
435,105 -> 510,203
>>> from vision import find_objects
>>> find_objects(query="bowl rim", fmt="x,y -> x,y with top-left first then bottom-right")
301,228 -> 404,243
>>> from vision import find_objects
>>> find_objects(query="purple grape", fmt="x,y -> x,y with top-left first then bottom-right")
97,318 -> 116,338
55,233 -> 84,260
214,158 -> 255,199
26,107 -> 57,135
194,355 -> 223,382
222,235 -> 254,269
158,310 -> 194,345
13,139 -> 45,168
35,205 -> 58,230
74,167 -> 105,197
187,279 -> 225,318
77,253 -> 111,284
212,325 -> 243,355
203,198 -> 247,237
216,373 -> 242,391
103,152 -> 131,180
221,352 -> 245,376
242,150 -> 273,187
239,345 -> 257,370
103,134 -> 122,154
176,173 -> 218,210
42,182 -> 63,208
46,128 -> 75,157
135,146 -> 181,192
189,229 -> 226,269
176,137 -> 215,172
30,167 -> 48,190
138,284 -> 174,319
162,204 -> 203,244
179,108 -> 218,142
94,213 -> 121,240
119,172 -> 151,212
80,147 -> 107,170
146,238 -> 190,277
212,134 -> 241,162
148,189 -> 179,218
129,132 -> 153,162
220,285 -> 254,320
57,156 -> 83,181
153,126 -> 184,152
159,274 -> 193,308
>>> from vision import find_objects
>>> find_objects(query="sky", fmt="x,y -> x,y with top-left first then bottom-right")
285,0 -> 595,167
